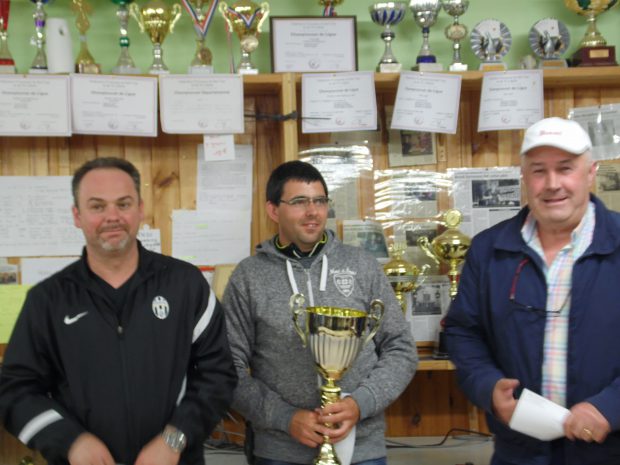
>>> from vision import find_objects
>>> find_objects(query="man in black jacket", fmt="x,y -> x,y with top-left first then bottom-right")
0,157 -> 237,465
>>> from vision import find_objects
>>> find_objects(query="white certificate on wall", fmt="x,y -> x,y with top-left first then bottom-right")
0,75 -> 71,136
270,16 -> 358,72
159,74 -> 244,134
391,72 -> 462,134
478,69 -> 544,132
302,71 -> 376,134
71,74 -> 158,137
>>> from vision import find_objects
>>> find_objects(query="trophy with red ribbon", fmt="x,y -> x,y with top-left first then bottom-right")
181,0 -> 219,73
219,0 -> 269,74
0,0 -> 16,73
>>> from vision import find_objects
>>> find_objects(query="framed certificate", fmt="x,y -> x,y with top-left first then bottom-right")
270,16 -> 358,73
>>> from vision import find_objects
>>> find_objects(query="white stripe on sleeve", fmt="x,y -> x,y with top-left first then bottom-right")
193,287 -> 216,343
18,409 -> 63,444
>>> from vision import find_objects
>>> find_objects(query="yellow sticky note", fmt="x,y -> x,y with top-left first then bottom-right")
0,285 -> 31,344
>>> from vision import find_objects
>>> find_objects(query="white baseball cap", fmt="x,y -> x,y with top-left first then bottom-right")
520,117 -> 592,156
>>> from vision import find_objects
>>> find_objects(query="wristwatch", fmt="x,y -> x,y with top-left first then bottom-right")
162,425 -> 187,453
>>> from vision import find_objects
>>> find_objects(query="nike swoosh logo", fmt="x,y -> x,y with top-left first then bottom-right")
64,312 -> 89,325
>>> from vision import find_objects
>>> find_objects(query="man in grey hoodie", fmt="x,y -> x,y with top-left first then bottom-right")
222,160 -> 418,465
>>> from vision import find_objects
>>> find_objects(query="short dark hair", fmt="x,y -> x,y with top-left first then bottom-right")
266,160 -> 328,205
72,157 -> 141,207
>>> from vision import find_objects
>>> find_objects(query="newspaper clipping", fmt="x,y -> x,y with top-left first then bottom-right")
342,219 -> 389,260
596,163 -> 620,212
406,275 -> 451,343
450,167 -> 521,237
569,104 -> 620,161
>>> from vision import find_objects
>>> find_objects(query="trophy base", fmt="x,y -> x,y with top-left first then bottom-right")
449,62 -> 468,72
479,62 -> 507,72
77,62 -> 102,74
238,68 -> 259,75
413,62 -> 443,72
112,65 -> 142,75
28,68 -> 49,74
148,69 -> 171,75
570,46 -> 617,67
189,65 -> 214,74
378,62 -> 402,73
0,64 -> 16,74
539,59 -> 568,69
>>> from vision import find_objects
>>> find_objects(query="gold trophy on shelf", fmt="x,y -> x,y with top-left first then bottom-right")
219,0 -> 269,74
130,0 -> 182,74
181,0 -> 220,73
417,209 -> 470,359
290,293 -> 384,465
383,242 -> 429,313
564,0 -> 618,66
318,0 -> 343,16
71,0 -> 101,73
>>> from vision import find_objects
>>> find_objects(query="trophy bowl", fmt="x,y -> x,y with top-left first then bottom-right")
441,0 -> 469,71
219,0 -> 269,74
409,0 -> 441,69
416,209 -> 470,299
130,0 -> 182,74
369,2 -> 407,72
564,0 -> 617,48
290,293 -> 384,465
383,242 -> 429,313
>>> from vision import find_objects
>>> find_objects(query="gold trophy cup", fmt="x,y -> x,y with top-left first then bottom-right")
130,0 -> 182,74
290,293 -> 384,465
383,242 -> 429,313
564,0 -> 618,66
72,0 -> 101,73
219,0 -> 269,74
416,209 -> 470,300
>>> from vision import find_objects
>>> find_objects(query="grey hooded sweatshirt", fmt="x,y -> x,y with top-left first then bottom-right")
222,230 -> 418,463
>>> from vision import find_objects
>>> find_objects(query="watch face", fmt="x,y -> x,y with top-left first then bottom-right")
529,18 -> 570,59
470,18 -> 511,62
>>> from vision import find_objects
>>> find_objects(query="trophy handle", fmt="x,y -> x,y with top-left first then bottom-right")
416,236 -> 441,266
365,299 -> 384,344
218,2 -> 233,31
256,2 -> 270,33
289,293 -> 307,347
169,4 -> 182,33
128,3 -> 144,32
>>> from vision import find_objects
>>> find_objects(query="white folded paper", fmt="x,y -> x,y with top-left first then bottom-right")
509,388 -> 570,441
334,424 -> 355,465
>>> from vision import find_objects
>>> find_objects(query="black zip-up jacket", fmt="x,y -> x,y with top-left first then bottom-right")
0,243 -> 237,465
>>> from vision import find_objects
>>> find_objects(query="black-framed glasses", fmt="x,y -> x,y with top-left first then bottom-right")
509,258 -> 571,316
279,196 -> 331,209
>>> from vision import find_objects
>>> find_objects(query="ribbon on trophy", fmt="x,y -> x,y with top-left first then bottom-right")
222,4 -> 265,31
181,0 -> 219,39
322,0 -> 336,17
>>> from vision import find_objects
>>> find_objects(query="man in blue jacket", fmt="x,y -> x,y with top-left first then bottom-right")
0,157 -> 237,465
445,117 -> 620,465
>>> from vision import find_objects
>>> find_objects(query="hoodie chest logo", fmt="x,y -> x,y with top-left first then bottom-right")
152,296 -> 170,319
331,268 -> 356,297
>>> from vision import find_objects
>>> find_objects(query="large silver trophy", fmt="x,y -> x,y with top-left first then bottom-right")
369,2 -> 407,73
409,0 -> 442,71
291,293 -> 384,465
441,0 -> 469,71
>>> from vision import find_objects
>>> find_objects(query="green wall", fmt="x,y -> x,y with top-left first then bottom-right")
3,0 -> 620,74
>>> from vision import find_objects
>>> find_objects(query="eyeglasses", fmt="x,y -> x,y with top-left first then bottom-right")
509,258 -> 571,316
279,196 -> 331,209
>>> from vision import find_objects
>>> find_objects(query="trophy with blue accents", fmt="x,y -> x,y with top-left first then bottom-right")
409,0 -> 443,71
370,2 -> 407,73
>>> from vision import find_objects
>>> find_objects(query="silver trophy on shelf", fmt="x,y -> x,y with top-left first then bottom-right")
111,0 -> 141,74
369,2 -> 407,73
29,0 -> 53,73
441,0 -> 469,71
528,18 -> 570,68
409,0 -> 442,71
470,18 -> 512,71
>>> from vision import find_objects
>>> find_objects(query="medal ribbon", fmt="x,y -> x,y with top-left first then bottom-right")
181,0 -> 219,38
225,6 -> 263,30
